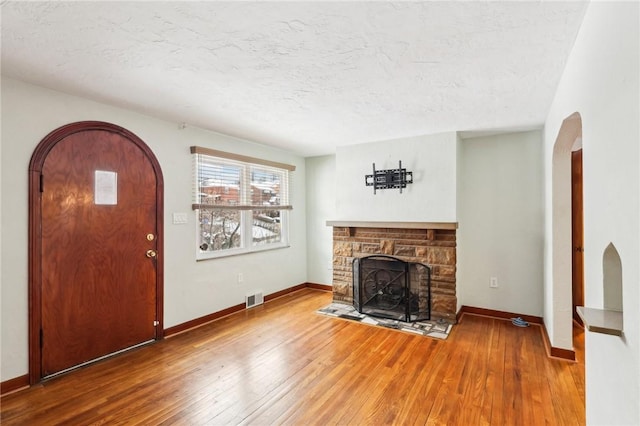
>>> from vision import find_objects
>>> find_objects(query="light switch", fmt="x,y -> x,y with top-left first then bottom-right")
172,212 -> 188,224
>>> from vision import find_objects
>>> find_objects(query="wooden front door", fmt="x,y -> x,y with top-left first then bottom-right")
571,149 -> 584,325
29,121 -> 164,381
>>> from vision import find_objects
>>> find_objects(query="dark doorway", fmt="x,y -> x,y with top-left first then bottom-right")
571,149 -> 584,325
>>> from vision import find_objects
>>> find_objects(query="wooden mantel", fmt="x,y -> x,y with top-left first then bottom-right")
326,220 -> 458,230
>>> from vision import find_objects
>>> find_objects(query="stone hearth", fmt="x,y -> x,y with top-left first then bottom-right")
328,221 -> 457,322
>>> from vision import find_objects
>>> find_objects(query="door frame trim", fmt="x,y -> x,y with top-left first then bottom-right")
571,149 -> 584,326
28,121 -> 164,385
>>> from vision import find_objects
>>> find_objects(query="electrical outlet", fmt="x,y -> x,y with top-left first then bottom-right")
490,277 -> 498,288
238,273 -> 244,284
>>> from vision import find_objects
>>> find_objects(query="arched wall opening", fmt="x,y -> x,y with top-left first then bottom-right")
603,243 -> 623,314
551,112 -> 582,350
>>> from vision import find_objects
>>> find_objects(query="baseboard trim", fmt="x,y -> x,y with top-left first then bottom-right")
539,319 -> 576,361
165,282 -> 331,338
264,283 -> 307,302
457,305 -> 575,361
1,374 -> 29,397
305,283 -> 333,292
164,302 -> 246,337
457,305 -> 542,324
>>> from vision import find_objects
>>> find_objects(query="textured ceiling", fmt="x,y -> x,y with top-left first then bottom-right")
1,1 -> 588,156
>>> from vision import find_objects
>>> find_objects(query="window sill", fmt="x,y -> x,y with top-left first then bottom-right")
576,306 -> 623,336
197,243 -> 290,261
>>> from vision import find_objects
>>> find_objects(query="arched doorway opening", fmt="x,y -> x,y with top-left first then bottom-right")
551,112 -> 583,352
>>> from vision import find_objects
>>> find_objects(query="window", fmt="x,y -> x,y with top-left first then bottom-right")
191,146 -> 294,260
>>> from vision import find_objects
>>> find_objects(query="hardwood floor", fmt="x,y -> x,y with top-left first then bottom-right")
1,289 -> 585,425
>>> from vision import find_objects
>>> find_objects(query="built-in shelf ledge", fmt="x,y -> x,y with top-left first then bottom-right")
326,221 -> 458,230
576,306 -> 623,336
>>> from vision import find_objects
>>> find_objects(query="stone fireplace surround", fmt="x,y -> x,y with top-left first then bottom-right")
327,221 -> 457,322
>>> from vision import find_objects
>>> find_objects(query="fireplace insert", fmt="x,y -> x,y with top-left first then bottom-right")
353,255 -> 431,322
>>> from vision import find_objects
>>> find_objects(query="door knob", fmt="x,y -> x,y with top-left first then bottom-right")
146,249 -> 157,258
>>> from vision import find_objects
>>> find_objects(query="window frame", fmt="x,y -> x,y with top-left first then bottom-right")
191,146 -> 294,261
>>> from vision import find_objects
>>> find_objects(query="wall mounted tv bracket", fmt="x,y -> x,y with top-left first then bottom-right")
365,161 -> 413,194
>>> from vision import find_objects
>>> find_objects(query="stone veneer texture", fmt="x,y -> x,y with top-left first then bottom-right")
332,226 -> 457,322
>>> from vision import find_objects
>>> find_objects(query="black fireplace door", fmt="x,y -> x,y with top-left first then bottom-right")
353,255 -> 430,322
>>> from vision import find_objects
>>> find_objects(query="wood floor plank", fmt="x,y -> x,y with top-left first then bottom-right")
0,289 -> 585,425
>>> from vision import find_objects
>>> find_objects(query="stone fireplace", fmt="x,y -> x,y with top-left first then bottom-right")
327,221 -> 457,322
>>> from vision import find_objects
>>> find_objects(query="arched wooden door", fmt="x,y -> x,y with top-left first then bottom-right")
29,121 -> 164,382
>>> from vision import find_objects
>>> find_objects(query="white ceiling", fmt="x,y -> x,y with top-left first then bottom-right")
1,1 -> 588,156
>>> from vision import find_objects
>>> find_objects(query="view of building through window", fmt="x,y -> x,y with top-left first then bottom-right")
192,151 -> 291,259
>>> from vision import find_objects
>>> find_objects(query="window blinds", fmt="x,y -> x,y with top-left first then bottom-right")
191,146 -> 294,211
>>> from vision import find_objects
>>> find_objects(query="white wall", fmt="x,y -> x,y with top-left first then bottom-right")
305,155 -> 335,285
0,76 -> 3,385
326,128 -> 546,320
543,2 -> 639,424
456,133 -> 463,312
457,131 -> 544,316
335,132 -> 458,222
0,78 -> 308,382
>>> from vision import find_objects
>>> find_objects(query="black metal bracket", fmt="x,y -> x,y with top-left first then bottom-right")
365,161 -> 413,194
